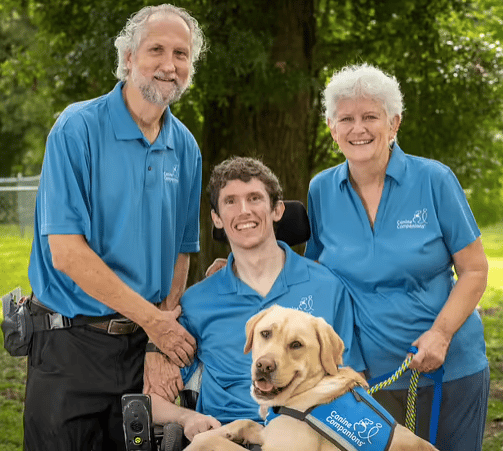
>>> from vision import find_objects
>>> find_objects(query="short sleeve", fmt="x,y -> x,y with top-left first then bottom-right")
179,148 -> 202,253
331,281 -> 366,372
433,167 -> 480,255
305,182 -> 323,261
39,120 -> 91,239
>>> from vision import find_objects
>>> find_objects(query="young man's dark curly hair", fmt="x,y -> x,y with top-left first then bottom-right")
208,156 -> 283,214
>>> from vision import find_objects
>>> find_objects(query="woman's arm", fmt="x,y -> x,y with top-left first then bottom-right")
410,237 -> 488,372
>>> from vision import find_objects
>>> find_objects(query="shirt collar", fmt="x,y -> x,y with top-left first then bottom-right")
384,143 -> 407,185
107,81 -> 174,150
337,161 -> 351,191
216,241 -> 310,295
337,142 -> 407,190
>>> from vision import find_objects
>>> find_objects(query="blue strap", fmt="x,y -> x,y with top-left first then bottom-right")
423,366 -> 444,445
367,346 -> 443,446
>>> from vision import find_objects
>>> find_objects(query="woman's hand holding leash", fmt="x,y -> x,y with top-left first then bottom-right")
409,328 -> 451,373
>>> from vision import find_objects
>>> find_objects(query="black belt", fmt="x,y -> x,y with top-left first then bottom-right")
30,294 -> 139,335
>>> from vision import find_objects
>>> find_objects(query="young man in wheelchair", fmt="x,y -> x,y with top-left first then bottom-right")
145,157 -> 365,446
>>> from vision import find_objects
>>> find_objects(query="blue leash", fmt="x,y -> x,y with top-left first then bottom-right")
367,347 -> 444,446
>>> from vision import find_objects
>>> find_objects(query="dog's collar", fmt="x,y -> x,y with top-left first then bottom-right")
267,387 -> 396,451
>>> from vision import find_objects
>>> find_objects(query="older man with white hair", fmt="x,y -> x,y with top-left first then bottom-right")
24,5 -> 206,450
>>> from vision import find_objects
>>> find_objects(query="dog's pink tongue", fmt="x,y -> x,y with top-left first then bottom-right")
255,380 -> 275,392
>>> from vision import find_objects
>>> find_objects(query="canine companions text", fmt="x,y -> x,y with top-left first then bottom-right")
185,305 -> 438,451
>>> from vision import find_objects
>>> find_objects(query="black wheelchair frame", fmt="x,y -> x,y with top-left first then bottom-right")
122,391 -> 195,451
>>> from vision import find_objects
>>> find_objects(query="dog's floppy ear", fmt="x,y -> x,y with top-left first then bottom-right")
244,306 -> 277,354
314,317 -> 345,376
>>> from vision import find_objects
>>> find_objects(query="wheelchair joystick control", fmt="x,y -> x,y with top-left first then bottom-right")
122,394 -> 153,450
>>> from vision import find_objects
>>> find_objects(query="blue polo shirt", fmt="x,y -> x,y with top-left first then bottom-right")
180,241 -> 365,424
305,144 -> 488,388
28,82 -> 202,317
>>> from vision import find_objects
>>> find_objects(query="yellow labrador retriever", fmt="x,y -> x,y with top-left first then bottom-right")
186,305 -> 438,451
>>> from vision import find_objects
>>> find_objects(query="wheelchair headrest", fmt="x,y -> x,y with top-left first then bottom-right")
212,200 -> 311,247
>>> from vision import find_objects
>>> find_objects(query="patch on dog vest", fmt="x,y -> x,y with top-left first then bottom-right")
269,387 -> 396,451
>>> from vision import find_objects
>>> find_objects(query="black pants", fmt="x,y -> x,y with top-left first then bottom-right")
24,319 -> 147,451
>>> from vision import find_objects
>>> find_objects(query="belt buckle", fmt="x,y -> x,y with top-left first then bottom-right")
46,312 -> 72,330
107,318 -> 138,335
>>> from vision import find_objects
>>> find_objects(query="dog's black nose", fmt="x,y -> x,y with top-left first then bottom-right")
256,356 -> 276,374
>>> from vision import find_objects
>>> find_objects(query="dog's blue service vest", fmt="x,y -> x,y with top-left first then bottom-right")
267,387 -> 396,451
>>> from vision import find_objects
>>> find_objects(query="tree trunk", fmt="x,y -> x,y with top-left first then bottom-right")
190,0 -> 317,283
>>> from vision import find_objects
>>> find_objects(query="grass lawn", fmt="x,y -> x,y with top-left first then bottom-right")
482,222 -> 503,291
0,222 -> 502,450
0,225 -> 33,296
0,225 -> 31,451
479,222 -> 503,449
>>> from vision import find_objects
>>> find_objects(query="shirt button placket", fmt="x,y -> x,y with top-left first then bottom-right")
146,152 -> 156,188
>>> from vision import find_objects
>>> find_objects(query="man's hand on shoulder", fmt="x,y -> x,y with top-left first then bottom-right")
205,258 -> 227,277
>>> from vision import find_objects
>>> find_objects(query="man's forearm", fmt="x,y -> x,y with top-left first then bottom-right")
48,234 -> 197,366
150,393 -> 221,441
48,234 -> 159,327
151,392 -> 192,425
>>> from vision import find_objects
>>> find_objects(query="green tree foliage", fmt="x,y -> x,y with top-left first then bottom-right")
316,0 -> 503,181
187,0 -> 323,271
0,0 -> 502,272
0,4 -> 54,176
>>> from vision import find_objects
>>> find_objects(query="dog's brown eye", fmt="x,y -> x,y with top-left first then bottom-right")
290,341 -> 302,349
261,330 -> 271,339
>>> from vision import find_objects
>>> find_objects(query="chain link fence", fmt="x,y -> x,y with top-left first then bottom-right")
0,174 -> 40,236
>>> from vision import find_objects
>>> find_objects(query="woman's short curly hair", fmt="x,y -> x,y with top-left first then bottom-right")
114,4 -> 206,81
208,157 -> 283,214
323,63 -> 404,125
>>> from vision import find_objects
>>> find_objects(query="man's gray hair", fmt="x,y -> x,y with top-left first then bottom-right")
323,63 -> 404,125
114,4 -> 206,81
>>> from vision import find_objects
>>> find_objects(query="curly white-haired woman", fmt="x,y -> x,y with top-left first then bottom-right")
305,63 -> 489,451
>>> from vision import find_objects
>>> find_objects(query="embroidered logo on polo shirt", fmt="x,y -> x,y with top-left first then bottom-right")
397,208 -> 428,229
297,295 -> 314,314
164,164 -> 179,183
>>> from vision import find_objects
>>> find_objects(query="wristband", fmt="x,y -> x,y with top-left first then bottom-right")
145,342 -> 162,353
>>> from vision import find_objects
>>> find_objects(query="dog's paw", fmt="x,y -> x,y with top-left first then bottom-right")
220,419 -> 264,445
338,367 -> 368,389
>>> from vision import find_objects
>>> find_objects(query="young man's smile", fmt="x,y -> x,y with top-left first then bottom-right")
211,178 -> 284,251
